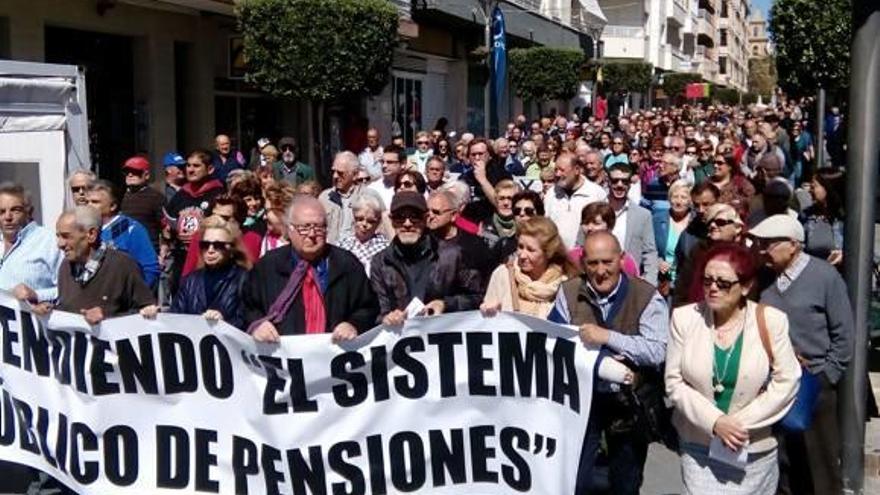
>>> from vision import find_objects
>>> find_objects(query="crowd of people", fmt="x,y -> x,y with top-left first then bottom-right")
0,98 -> 855,494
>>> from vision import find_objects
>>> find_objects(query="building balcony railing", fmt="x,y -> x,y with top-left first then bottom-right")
602,24 -> 646,38
667,0 -> 688,26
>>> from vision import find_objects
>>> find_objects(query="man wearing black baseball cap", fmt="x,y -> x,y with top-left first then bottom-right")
369,191 -> 482,325
272,136 -> 315,186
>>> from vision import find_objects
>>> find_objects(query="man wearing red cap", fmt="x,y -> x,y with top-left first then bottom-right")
120,155 -> 165,252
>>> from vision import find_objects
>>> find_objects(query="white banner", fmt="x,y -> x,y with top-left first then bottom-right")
0,291 -> 596,494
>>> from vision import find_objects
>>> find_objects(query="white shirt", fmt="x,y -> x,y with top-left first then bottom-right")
612,202 -> 628,249
358,146 -> 384,179
544,178 -> 608,248
368,180 -> 395,211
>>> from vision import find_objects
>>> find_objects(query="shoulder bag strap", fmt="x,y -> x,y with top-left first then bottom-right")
756,303 -> 775,363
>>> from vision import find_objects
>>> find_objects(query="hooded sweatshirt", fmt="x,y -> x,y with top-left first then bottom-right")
164,179 -> 225,251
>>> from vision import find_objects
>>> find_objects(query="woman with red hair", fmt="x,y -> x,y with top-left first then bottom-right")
665,242 -> 800,493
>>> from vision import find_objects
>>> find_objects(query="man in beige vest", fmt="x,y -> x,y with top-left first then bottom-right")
549,231 -> 668,495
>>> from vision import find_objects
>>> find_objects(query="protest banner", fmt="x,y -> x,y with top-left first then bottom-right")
0,291 -> 596,494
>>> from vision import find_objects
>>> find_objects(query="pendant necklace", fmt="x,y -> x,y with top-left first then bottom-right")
713,312 -> 745,394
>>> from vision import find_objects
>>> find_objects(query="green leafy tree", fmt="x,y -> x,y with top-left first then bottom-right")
748,56 -> 777,99
600,61 -> 653,95
769,0 -> 851,95
713,87 -> 741,105
662,73 -> 703,103
237,0 -> 398,100
509,47 -> 585,107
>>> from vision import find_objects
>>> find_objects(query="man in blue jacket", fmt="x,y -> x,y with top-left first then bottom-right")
86,180 -> 160,287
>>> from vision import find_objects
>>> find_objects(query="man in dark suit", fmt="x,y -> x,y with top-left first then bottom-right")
243,196 -> 378,342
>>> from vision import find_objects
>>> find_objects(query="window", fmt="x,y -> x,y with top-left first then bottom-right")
719,56 -> 727,74
720,29 -> 728,47
752,45 -> 759,56
392,73 -> 423,147
753,26 -> 759,37
721,1 -> 728,18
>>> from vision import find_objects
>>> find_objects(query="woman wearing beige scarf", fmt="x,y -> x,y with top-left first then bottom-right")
480,217 -> 579,318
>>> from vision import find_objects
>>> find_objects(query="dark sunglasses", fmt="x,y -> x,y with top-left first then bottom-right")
714,160 -> 727,165
701,276 -> 740,291
513,207 -> 536,216
399,180 -> 416,188
199,240 -> 231,251
709,218 -> 736,228
280,145 -> 295,152
416,140 -> 430,145
355,177 -> 371,184
71,186 -> 87,193
391,212 -> 424,224
124,168 -> 146,177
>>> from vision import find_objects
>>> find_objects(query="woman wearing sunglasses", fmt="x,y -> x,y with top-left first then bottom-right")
666,242 -> 799,494
171,216 -> 252,329
511,190 -> 544,228
711,153 -> 755,217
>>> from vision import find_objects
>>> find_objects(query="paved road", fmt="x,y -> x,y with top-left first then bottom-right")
641,444 -> 683,495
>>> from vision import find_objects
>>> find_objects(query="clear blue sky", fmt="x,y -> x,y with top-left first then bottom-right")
753,0 -> 772,17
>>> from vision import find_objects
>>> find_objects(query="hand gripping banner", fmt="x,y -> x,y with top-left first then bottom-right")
0,291 -> 596,494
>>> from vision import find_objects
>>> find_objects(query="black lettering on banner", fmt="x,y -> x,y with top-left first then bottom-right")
331,352 -> 367,407
90,337 -> 120,396
259,356 -> 286,415
116,334 -> 159,394
11,397 -> 38,454
427,429 -> 466,486
20,312 -> 49,376
466,333 -> 496,396
195,429 -> 220,492
391,337 -> 428,399
48,330 -> 72,385
369,347 -> 390,402
287,359 -> 319,412
56,412 -> 69,474
103,425 -> 138,486
551,339 -> 580,413
35,407 -> 58,468
388,431 -> 426,492
469,425 -> 498,483
156,425 -> 190,488
232,435 -> 259,495
199,335 -> 233,399
73,331 -> 88,393
159,333 -> 198,394
500,427 -> 531,491
0,389 -> 15,445
328,441 -> 365,495
70,422 -> 99,484
1,305 -> 21,368
260,444 -> 285,495
286,445 -> 326,495
365,434 -> 386,494
498,332 -> 548,398
426,333 -> 462,398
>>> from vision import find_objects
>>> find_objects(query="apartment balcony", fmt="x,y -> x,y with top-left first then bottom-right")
601,25 -> 647,59
699,0 -> 716,14
697,9 -> 716,47
659,44 -> 693,72
667,0 -> 688,27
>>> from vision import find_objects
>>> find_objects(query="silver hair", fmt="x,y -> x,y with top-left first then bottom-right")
667,179 -> 692,201
520,140 -> 536,153
441,180 -> 470,208
68,170 -> 97,186
0,182 -> 33,211
284,194 -> 326,224
333,151 -> 359,172
429,189 -> 461,211
63,206 -> 102,231
351,191 -> 385,216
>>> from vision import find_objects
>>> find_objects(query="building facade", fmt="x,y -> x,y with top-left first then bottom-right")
748,8 -> 772,59
717,0 -> 750,91
1,0 -> 606,181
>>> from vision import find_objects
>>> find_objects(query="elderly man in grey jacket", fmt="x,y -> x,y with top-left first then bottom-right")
606,163 -> 659,285
751,214 -> 853,495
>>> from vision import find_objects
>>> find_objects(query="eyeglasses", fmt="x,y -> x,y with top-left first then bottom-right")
390,212 -> 425,225
355,177 -> 371,184
354,215 -> 379,224
709,218 -> 737,228
124,169 -> 145,177
280,145 -> 295,152
513,206 -> 536,216
685,150 -> 697,155
714,160 -> 727,165
609,177 -> 630,185
416,140 -> 430,145
612,141 -> 624,145
399,181 -> 415,189
199,240 -> 231,251
701,276 -> 740,291
428,208 -> 453,216
291,223 -> 327,235
71,186 -> 87,194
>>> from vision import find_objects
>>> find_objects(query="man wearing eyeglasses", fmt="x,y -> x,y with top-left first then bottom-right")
544,151 -> 607,249
751,214 -> 853,495
120,156 -> 165,253
272,136 -> 315,187
243,195 -> 378,342
319,151 -> 369,245
68,169 -> 96,206
371,191 -> 483,325
369,144 -> 405,210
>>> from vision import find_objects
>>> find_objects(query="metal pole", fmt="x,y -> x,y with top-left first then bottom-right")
841,3 -> 880,493
816,87 -> 826,168
483,1 -> 492,138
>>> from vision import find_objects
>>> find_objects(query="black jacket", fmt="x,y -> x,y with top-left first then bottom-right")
171,265 -> 248,329
370,235 -> 483,320
242,245 -> 379,335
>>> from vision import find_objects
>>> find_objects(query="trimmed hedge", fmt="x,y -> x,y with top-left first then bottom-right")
509,47 -> 586,102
